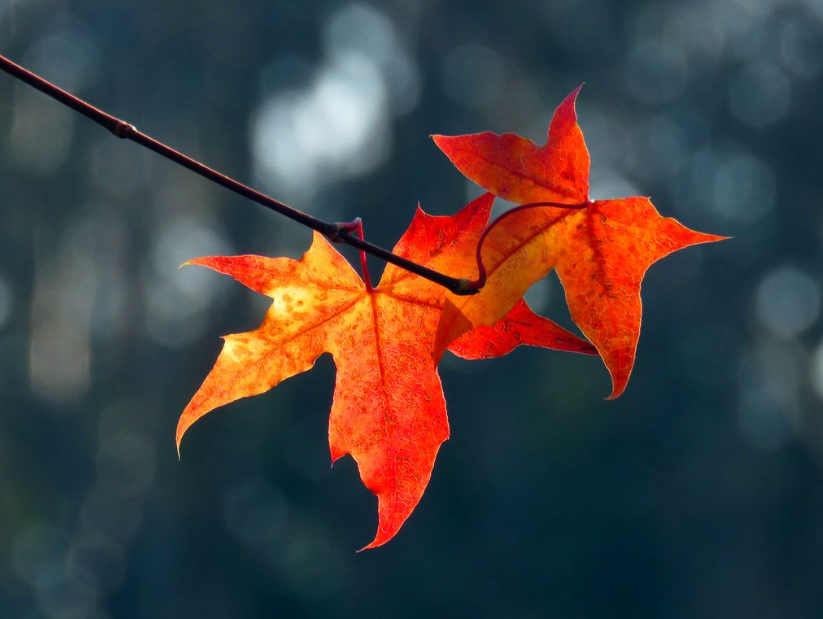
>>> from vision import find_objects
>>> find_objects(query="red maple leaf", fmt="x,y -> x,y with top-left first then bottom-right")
177,194 -> 593,548
433,87 -> 727,397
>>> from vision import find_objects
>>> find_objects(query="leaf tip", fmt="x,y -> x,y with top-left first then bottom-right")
600,350 -> 633,400
580,342 -> 599,356
561,83 -> 585,112
358,531 -> 391,552
431,133 -> 457,153
175,415 -> 194,459
329,444 -> 346,467
180,257 -> 211,270
686,231 -> 732,249
605,365 -> 632,399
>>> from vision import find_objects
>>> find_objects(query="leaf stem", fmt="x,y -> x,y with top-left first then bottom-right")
465,200 -> 590,292
0,53 -> 477,295
336,218 -> 373,291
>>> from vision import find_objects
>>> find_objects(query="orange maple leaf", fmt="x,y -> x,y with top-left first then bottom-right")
433,87 -> 727,398
177,194 -> 593,548
450,298 -> 596,359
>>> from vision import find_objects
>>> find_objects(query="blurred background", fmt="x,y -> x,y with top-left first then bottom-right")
0,0 -> 822,617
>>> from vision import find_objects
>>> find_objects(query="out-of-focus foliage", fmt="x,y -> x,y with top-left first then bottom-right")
0,0 -> 822,617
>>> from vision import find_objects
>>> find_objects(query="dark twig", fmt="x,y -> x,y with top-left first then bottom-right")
0,53 -> 479,295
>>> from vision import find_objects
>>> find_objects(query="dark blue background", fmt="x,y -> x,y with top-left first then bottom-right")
1,1 -> 822,617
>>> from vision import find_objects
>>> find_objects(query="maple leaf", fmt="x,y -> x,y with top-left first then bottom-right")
450,298 -> 597,359
433,86 -> 727,398
176,193 -> 593,549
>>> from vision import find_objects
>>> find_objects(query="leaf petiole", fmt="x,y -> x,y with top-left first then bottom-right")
334,218 -> 373,291
464,200 -> 591,292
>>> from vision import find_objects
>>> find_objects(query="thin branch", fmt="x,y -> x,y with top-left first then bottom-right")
0,53 -> 478,295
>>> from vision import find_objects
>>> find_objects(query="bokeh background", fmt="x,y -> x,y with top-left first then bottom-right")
1,0 -> 822,617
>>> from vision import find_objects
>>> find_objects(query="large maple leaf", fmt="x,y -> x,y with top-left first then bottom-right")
433,87 -> 726,398
176,194 -> 594,548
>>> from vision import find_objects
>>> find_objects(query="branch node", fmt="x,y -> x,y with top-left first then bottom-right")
327,218 -> 362,243
110,120 -> 136,139
450,278 -> 481,296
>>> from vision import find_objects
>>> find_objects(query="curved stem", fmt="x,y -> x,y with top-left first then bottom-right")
465,200 -> 590,292
0,53 -> 476,295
